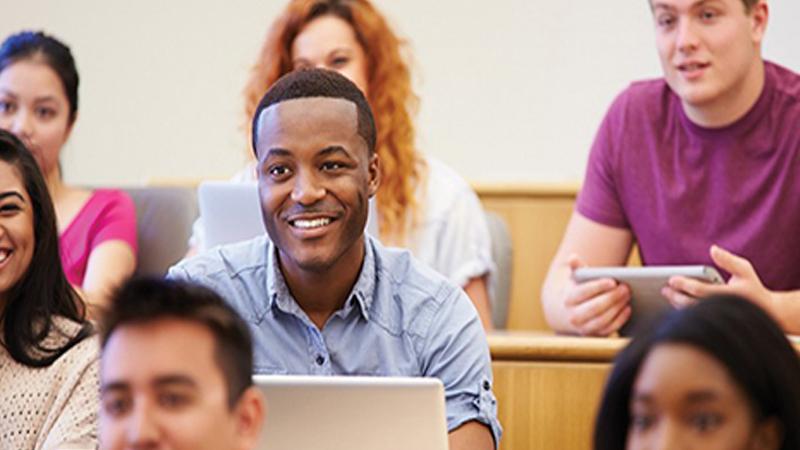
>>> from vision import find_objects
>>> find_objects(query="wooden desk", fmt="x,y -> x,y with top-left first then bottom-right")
489,332 -> 627,450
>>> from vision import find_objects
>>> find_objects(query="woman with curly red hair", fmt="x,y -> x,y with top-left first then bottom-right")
190,0 -> 494,329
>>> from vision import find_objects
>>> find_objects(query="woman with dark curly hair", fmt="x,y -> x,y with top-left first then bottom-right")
189,0 -> 495,329
0,129 -> 98,449
594,295 -> 800,450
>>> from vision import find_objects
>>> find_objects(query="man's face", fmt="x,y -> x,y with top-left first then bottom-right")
254,97 -> 379,275
99,319 -> 263,450
651,0 -> 766,109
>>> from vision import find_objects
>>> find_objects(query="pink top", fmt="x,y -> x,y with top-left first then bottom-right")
59,189 -> 138,286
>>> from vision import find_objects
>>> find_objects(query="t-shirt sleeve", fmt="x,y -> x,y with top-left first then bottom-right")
90,190 -> 139,255
575,90 -> 630,229
419,288 -> 502,447
435,188 -> 495,290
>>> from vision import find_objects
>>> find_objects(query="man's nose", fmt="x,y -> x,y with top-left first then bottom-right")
290,171 -> 325,205
126,402 -> 161,449
676,18 -> 700,54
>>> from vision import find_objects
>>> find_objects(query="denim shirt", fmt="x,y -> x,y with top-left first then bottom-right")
168,234 -> 501,445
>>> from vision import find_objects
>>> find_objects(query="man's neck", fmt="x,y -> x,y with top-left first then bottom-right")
682,59 -> 766,128
278,240 -> 366,330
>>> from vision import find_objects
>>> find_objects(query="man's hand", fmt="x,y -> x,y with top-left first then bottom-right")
662,245 -> 776,313
562,255 -> 632,336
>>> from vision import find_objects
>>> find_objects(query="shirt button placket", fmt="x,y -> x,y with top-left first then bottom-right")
309,327 -> 331,375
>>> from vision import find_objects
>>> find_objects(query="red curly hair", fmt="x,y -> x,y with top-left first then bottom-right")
243,0 -> 424,245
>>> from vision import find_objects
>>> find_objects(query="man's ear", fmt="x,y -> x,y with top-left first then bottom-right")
750,0 -> 769,45
367,152 -> 380,198
233,386 -> 267,450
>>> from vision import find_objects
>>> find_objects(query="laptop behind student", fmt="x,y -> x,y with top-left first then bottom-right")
253,375 -> 449,450
197,181 -> 265,250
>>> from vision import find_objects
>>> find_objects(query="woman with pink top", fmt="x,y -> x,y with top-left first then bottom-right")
0,31 -> 137,316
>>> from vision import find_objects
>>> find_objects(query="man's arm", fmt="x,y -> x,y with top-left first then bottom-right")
420,286 -> 502,448
449,421 -> 494,450
541,211 -> 635,335
664,245 -> 800,334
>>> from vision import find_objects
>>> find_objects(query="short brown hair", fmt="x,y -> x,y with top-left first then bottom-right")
101,278 -> 253,409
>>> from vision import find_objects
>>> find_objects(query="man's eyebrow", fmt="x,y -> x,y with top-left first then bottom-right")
318,145 -> 354,159
100,375 -> 198,393
651,2 -> 676,12
263,148 -> 292,159
152,374 -> 199,388
0,191 -> 25,202
653,0 -> 713,11
100,381 -> 130,394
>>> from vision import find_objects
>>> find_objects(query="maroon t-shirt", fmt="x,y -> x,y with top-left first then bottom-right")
577,61 -> 800,291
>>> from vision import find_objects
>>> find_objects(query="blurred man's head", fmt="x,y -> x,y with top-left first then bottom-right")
99,278 -> 265,450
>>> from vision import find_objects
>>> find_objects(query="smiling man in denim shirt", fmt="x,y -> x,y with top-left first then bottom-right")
168,69 -> 500,450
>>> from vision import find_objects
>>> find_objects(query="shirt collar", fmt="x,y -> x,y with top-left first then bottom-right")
264,235 -> 377,321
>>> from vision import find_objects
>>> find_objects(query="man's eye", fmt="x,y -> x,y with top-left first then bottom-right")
657,14 -> 675,27
699,10 -> 717,21
102,396 -> 131,417
159,392 -> 190,409
269,165 -> 290,176
321,161 -> 345,171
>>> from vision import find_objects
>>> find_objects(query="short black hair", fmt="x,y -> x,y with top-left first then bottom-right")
101,278 -> 254,409
0,30 -> 79,123
594,295 -> 800,450
251,68 -> 376,154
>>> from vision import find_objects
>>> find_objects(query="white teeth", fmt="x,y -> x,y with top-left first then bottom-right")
0,250 -> 9,263
292,218 -> 332,229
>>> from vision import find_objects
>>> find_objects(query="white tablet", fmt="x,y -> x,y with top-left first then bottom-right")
573,265 -> 724,335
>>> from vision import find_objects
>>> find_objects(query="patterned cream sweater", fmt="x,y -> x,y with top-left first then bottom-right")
0,319 -> 99,450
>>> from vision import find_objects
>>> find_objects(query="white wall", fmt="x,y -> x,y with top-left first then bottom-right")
2,1 -> 798,186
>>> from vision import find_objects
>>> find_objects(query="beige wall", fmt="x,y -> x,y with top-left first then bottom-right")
2,1 -> 798,186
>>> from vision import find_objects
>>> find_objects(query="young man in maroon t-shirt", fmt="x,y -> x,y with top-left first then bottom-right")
542,0 -> 800,336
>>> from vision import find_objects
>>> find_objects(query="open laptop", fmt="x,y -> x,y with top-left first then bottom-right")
253,375 -> 449,450
197,181 -> 265,249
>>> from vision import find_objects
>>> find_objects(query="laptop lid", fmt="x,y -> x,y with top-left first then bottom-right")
253,375 -> 449,450
197,181 -> 265,250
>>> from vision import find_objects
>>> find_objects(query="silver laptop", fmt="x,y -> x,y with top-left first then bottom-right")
253,375 -> 449,450
197,181 -> 265,249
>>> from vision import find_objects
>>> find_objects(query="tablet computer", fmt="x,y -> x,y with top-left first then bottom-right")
573,265 -> 724,335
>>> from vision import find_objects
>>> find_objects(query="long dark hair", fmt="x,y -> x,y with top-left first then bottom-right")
594,295 -> 800,450
0,130 -> 90,367
0,30 -> 79,124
